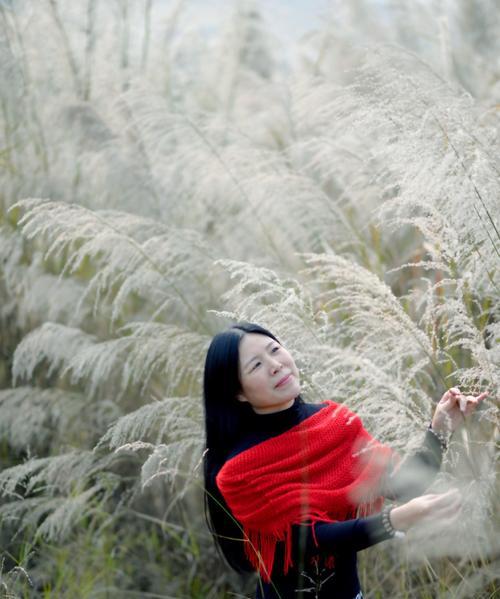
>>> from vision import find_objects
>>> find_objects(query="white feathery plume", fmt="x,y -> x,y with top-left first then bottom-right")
12,323 -> 96,384
11,199 -> 216,330
100,396 -> 203,451
0,387 -> 118,453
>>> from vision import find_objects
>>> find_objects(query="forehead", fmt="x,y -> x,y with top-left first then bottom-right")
238,333 -> 275,361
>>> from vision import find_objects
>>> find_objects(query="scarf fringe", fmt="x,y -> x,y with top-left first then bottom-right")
245,501 -> 383,583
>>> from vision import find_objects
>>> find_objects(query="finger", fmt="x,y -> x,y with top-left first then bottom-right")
419,502 -> 462,528
437,493 -> 462,510
427,489 -> 461,507
439,392 -> 457,409
448,388 -> 463,404
426,507 -> 463,531
463,393 -> 489,415
459,391 -> 488,409
440,388 -> 458,403
464,403 -> 477,417
423,495 -> 462,520
422,506 -> 461,523
433,488 -> 461,504
427,504 -> 462,520
429,487 -> 459,496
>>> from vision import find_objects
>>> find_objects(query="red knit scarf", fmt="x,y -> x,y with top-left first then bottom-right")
216,400 -> 395,582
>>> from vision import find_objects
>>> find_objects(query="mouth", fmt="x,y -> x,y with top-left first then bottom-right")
275,373 -> 292,388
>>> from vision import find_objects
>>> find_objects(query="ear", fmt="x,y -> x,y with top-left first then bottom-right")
236,393 -> 248,403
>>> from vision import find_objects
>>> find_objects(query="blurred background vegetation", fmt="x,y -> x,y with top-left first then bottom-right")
0,0 -> 498,597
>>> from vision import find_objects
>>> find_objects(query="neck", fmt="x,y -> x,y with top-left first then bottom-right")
251,397 -> 296,415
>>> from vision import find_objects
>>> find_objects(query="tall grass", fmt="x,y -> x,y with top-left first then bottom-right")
0,1 -> 498,597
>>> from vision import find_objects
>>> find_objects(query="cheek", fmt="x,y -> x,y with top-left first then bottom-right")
241,374 -> 262,396
253,374 -> 267,390
286,355 -> 299,375
254,375 -> 272,398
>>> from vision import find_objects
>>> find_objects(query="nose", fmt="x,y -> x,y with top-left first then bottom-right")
269,357 -> 282,374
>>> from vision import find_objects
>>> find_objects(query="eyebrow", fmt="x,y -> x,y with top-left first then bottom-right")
243,340 -> 276,369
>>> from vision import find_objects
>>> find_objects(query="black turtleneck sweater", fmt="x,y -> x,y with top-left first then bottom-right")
225,398 -> 444,599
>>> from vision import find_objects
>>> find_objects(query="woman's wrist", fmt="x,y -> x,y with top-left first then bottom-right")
381,505 -> 406,538
428,422 -> 449,450
388,504 -> 413,533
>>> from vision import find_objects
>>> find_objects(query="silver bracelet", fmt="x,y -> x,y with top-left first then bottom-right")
381,505 -> 406,539
428,424 -> 449,450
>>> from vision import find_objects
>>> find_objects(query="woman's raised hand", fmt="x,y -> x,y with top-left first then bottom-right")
389,488 -> 462,532
431,387 -> 488,435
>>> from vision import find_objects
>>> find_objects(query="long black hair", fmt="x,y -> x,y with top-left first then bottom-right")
202,322 -> 298,575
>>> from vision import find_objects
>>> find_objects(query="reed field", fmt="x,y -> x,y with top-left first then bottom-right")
0,1 -> 498,597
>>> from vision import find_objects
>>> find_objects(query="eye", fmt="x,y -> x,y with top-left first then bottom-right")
271,346 -> 280,353
251,361 -> 261,372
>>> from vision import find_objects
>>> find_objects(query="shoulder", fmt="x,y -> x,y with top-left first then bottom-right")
225,431 -> 271,461
299,400 -> 329,417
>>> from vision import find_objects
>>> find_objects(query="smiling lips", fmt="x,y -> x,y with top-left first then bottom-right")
275,373 -> 292,388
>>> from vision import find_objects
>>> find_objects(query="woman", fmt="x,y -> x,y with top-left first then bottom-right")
203,322 -> 487,599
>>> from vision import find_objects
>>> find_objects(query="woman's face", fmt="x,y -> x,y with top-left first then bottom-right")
237,333 -> 301,414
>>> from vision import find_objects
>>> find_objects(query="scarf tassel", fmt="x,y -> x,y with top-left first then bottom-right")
245,526 -> 291,583
245,500 -> 384,583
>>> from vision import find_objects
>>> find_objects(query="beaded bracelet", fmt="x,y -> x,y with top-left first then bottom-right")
381,505 -> 406,539
427,424 -> 449,451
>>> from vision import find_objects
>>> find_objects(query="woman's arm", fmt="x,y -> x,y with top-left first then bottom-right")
383,427 -> 444,502
291,488 -> 462,558
291,512 -> 395,558
384,388 -> 487,502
